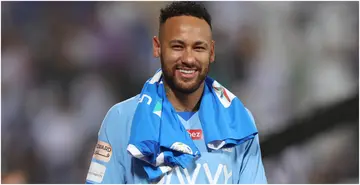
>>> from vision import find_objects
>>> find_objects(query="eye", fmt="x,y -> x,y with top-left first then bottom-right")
194,46 -> 206,52
172,45 -> 183,50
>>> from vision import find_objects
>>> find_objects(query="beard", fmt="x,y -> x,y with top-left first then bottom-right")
160,54 -> 210,94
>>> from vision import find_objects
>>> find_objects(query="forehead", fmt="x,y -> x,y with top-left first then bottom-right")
161,16 -> 212,42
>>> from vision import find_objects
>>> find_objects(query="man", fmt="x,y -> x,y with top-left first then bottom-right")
86,2 -> 267,184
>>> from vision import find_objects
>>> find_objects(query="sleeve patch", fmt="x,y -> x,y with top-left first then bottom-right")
93,140 -> 112,162
86,162 -> 106,183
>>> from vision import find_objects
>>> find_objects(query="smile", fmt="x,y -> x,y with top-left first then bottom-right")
179,69 -> 195,74
176,69 -> 198,79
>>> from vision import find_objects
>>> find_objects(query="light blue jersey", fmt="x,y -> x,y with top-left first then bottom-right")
86,95 -> 267,184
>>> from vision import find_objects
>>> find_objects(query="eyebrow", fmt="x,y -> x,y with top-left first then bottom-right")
194,41 -> 208,48
169,39 -> 185,45
169,40 -> 209,48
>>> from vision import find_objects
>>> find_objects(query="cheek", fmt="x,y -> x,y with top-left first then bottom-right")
199,54 -> 211,66
162,53 -> 182,68
197,50 -> 211,59
161,54 -> 176,70
166,50 -> 183,61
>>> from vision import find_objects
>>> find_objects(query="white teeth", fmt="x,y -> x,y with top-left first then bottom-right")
179,69 -> 195,74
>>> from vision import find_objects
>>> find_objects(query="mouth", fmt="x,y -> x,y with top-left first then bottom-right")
179,69 -> 195,74
175,68 -> 198,79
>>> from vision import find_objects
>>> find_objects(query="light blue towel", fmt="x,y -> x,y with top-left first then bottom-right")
127,69 -> 258,181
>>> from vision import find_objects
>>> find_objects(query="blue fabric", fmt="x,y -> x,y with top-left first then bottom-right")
86,94 -> 267,183
177,112 -> 195,121
127,69 -> 258,181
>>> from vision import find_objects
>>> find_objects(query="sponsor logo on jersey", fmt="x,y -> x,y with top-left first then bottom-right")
93,140 -> 112,162
187,129 -> 203,140
86,162 -> 106,183
156,163 -> 232,184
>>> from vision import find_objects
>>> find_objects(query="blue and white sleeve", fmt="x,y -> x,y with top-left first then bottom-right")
86,106 -> 126,184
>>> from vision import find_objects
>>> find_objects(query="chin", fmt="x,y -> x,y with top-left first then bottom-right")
174,81 -> 202,94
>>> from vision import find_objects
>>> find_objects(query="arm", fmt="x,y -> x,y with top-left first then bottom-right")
86,106 -> 126,184
238,135 -> 267,184
238,109 -> 267,184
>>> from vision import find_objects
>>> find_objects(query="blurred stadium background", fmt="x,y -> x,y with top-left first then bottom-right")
1,1 -> 359,184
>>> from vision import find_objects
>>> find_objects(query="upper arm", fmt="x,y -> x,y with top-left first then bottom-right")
238,109 -> 267,184
238,135 -> 267,184
86,106 -> 126,184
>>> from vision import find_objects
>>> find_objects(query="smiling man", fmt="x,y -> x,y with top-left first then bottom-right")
86,2 -> 267,184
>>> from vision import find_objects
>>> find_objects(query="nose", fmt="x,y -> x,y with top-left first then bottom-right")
181,48 -> 196,65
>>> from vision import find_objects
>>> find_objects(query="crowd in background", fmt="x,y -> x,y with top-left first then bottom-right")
1,1 -> 358,183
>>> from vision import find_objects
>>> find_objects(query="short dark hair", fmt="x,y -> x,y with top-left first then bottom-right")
159,1 -> 212,30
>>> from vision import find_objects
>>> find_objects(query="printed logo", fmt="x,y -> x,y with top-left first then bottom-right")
86,162 -> 106,183
187,129 -> 203,140
156,163 -> 233,184
139,94 -> 152,105
212,81 -> 236,108
153,101 -> 162,117
213,86 -> 231,102
93,141 -> 112,162
170,142 -> 193,155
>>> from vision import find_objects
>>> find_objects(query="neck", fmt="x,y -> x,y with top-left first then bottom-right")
164,82 -> 204,112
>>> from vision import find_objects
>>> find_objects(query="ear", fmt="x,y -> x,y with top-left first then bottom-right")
153,36 -> 161,58
210,40 -> 215,63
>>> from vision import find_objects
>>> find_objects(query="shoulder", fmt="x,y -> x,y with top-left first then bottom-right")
108,94 -> 140,118
244,107 -> 255,124
99,95 -> 139,139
